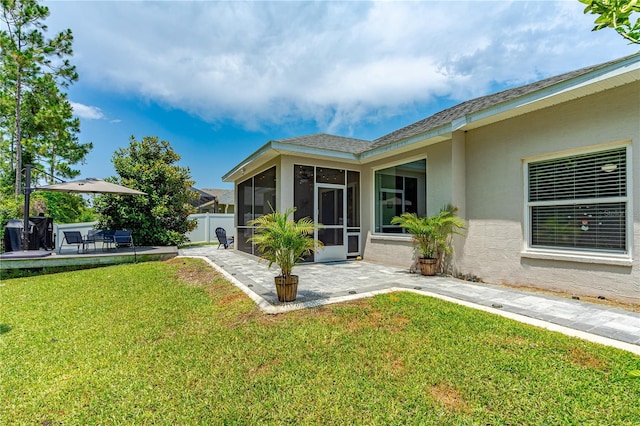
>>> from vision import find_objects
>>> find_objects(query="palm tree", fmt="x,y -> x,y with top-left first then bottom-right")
248,207 -> 322,279
391,205 -> 465,274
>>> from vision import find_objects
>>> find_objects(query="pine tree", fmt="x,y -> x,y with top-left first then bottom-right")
1,0 -> 81,196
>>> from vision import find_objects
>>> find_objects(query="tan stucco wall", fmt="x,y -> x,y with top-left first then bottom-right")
362,145 -> 454,267
231,81 -> 639,303
458,81 -> 640,303
279,155 -> 362,212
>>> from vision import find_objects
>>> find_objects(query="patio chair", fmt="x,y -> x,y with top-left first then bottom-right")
114,230 -> 134,248
59,231 -> 93,253
215,227 -> 234,249
100,230 -> 116,250
86,229 -> 101,250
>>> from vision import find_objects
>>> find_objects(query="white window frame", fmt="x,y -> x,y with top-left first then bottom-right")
372,156 -> 427,236
522,142 -> 633,265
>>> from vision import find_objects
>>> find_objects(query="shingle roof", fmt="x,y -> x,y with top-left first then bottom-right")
225,54 -> 638,182
371,53 -> 639,148
196,188 -> 235,206
216,190 -> 235,205
201,188 -> 234,200
274,133 -> 372,154
190,187 -> 216,207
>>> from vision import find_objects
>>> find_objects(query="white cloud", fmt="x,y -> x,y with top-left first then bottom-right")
48,1 -> 638,132
70,102 -> 105,120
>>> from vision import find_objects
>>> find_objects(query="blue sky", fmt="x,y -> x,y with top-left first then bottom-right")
44,0 -> 638,190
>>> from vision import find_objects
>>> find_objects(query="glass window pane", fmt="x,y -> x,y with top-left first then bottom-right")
381,190 -> 402,233
404,177 -> 418,215
529,148 -> 626,202
381,173 -> 396,188
375,159 -> 426,233
531,202 -> 625,252
528,148 -> 627,253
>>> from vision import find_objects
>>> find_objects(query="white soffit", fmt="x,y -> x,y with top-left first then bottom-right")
222,141 -> 277,182
222,141 -> 360,182
270,141 -> 360,162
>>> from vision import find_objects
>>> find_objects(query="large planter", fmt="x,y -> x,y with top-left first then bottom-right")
418,258 -> 437,276
274,275 -> 299,302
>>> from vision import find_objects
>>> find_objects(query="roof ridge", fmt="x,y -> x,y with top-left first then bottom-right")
276,133 -> 370,143
270,133 -> 372,155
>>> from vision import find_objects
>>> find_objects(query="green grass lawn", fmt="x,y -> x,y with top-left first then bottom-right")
1,258 -> 639,424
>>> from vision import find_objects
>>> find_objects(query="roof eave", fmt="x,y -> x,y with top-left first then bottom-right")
222,141 -> 275,182
271,141 -> 360,161
223,141 -> 360,182
367,53 -> 640,154
360,124 -> 452,162
461,54 -> 640,130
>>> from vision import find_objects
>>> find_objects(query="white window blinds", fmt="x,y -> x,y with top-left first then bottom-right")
527,147 -> 628,254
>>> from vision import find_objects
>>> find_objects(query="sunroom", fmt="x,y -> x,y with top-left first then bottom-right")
223,134 -> 380,263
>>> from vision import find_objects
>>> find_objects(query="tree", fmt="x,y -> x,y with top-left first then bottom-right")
94,136 -> 199,246
21,74 -> 92,182
580,0 -> 640,44
30,191 -> 95,224
1,0 -> 81,197
0,191 -> 20,230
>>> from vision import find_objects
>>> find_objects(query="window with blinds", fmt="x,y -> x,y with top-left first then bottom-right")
527,147 -> 628,254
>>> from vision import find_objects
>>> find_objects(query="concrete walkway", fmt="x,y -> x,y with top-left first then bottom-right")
179,246 -> 640,355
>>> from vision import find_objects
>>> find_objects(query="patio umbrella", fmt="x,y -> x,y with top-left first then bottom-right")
36,178 -> 146,195
19,166 -> 147,252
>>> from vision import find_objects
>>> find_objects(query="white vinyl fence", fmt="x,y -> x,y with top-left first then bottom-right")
53,213 -> 234,250
54,222 -> 97,251
185,213 -> 234,244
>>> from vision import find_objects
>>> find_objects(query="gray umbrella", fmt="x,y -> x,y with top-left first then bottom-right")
36,178 -> 146,195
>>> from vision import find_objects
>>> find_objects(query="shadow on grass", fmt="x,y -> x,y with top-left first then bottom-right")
0,264 -> 104,279
0,324 -> 12,335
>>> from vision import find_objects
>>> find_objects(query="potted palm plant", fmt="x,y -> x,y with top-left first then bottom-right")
248,207 -> 323,302
391,205 -> 465,276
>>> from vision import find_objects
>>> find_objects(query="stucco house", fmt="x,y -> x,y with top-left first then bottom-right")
191,188 -> 235,213
223,53 -> 640,303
